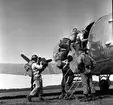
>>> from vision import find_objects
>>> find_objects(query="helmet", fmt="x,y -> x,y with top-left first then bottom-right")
72,28 -> 77,32
31,55 -> 38,61
72,28 -> 81,35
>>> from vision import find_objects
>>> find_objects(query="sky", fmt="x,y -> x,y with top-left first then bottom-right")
0,0 -> 112,63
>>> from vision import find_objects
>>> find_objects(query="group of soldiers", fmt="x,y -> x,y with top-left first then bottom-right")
24,28 -> 97,102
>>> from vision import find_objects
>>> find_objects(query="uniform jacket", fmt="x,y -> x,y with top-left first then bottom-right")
77,52 -> 96,74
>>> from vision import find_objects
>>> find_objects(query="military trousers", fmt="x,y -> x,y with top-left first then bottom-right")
61,73 -> 74,93
30,76 -> 43,97
81,73 -> 95,95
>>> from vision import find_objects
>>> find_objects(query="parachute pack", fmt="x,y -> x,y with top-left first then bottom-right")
59,38 -> 71,50
53,48 -> 69,61
53,38 -> 71,62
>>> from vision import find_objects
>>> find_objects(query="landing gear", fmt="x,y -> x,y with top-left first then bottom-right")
99,75 -> 111,92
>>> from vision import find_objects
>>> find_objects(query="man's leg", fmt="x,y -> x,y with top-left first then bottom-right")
59,75 -> 67,99
38,78 -> 44,100
27,79 -> 40,102
30,79 -> 40,96
89,74 -> 96,97
80,73 -> 90,101
31,74 -> 34,90
67,73 -> 74,87
81,74 -> 88,95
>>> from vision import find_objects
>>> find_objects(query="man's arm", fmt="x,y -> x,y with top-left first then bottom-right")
77,54 -> 85,72
81,38 -> 88,42
89,55 -> 96,65
32,63 -> 43,70
77,54 -> 84,64
62,60 -> 68,69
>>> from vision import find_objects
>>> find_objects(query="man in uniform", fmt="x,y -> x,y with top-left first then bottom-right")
26,55 -> 44,102
68,28 -> 83,55
68,28 -> 80,43
77,30 -> 88,45
77,48 -> 96,101
53,36 -> 74,99
58,55 -> 74,99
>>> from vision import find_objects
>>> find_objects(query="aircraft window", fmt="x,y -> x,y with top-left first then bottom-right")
105,41 -> 113,47
108,19 -> 113,23
105,41 -> 111,46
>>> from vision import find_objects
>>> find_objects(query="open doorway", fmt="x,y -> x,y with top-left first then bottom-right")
83,22 -> 95,48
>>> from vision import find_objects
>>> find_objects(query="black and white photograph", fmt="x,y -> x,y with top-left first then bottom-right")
0,0 -> 112,105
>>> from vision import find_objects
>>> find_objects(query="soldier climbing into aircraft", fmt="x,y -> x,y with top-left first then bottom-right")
53,34 -> 76,99
58,55 -> 74,99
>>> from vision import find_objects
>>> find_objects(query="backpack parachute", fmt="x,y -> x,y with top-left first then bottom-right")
59,38 -> 71,50
53,43 -> 69,61
53,41 -> 79,73
53,48 -> 69,61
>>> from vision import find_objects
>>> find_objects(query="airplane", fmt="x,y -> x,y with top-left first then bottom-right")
55,13 -> 113,93
81,13 -> 113,92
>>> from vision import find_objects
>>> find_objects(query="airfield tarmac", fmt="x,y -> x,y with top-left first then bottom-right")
0,93 -> 113,105
0,95 -> 113,105
0,85 -> 113,105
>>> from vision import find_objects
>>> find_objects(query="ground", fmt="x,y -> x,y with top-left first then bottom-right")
1,85 -> 113,105
0,95 -> 113,105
